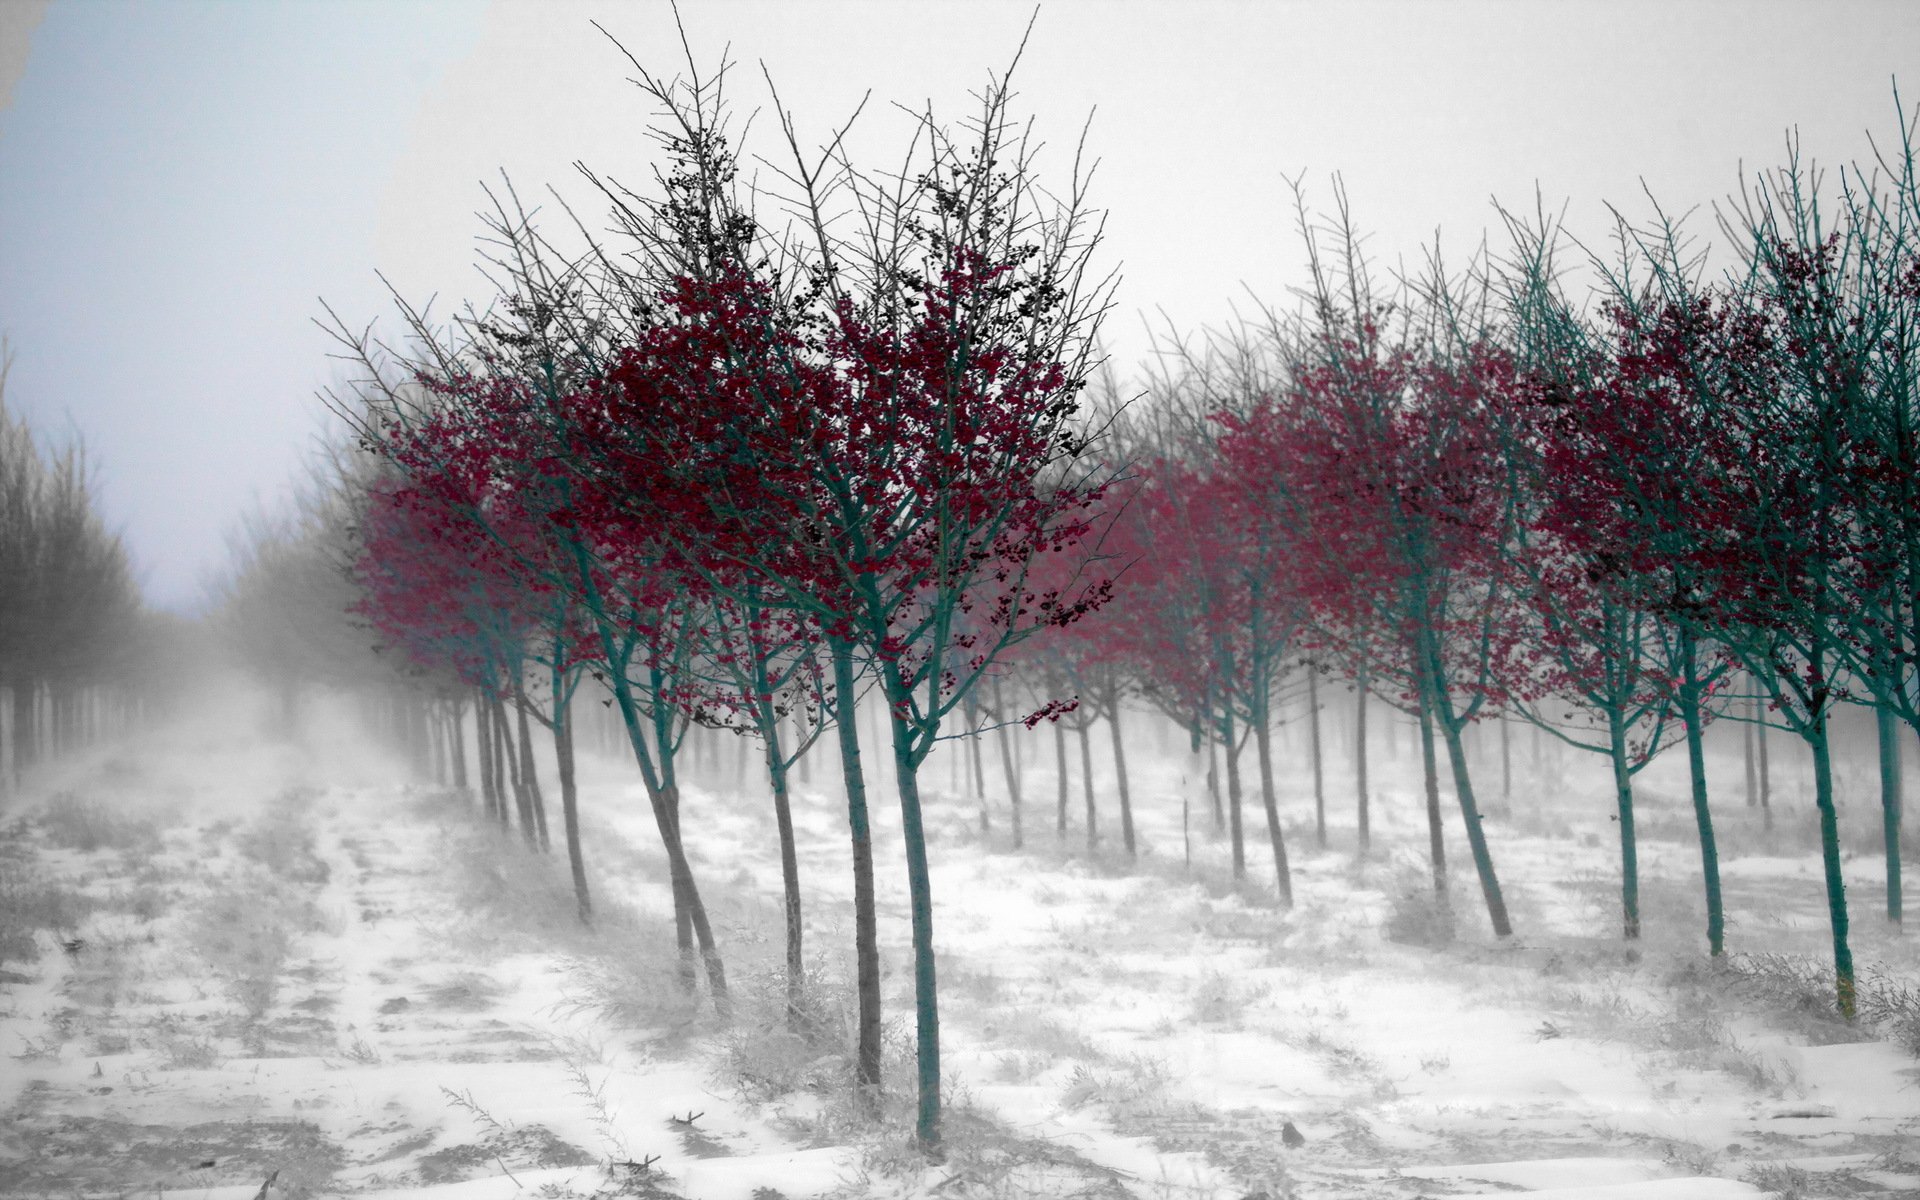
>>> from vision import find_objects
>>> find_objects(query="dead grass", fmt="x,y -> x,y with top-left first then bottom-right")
0,860 -> 94,967
37,791 -> 162,854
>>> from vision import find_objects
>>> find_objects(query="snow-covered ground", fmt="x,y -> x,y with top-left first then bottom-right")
2,694 -> 1916,1199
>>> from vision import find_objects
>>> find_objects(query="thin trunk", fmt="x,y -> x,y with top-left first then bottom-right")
1429,665 -> 1511,938
1107,677 -> 1135,857
1355,670 -> 1370,855
1308,667 -> 1326,848
754,641 -> 805,1027
993,678 -> 1023,850
1207,712 -> 1224,831
968,696 -> 986,805
493,696 -> 519,835
429,703 -> 447,787
830,642 -> 882,1102
580,591 -> 725,1013
1252,695 -> 1293,907
1078,718 -> 1097,853
1606,698 -> 1640,941
475,688 -> 498,821
1678,629 -> 1725,956
1744,695 -> 1759,808
1417,689 -> 1448,901
1757,699 -> 1773,829
1500,715 -> 1511,804
1223,704 -> 1245,880
1807,712 -> 1856,1019
767,726 -> 804,1026
884,703 -> 942,1149
1877,703 -> 1903,925
515,684 -> 551,853
450,697 -> 469,794
1054,717 -> 1069,836
553,696 -> 591,926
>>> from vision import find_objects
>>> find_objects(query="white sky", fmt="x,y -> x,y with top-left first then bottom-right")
2,0 -> 1916,612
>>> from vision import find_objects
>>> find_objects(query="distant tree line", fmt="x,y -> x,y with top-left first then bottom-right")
0,350 -> 148,787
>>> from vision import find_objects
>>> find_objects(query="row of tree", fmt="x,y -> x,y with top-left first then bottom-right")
319,36 -> 1920,1146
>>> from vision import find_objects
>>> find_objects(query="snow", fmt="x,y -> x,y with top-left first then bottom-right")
1,692 -> 1916,1198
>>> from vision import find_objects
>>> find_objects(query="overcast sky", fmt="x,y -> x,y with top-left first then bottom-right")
2,0 -> 1916,613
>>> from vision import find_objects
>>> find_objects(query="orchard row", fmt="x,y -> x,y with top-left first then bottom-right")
319,49 -> 1920,1148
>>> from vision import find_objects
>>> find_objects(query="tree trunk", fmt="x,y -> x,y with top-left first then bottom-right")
553,697 -> 591,926
993,677 -> 1023,850
1606,698 -> 1640,941
883,703 -> 942,1150
495,691 -> 518,833
1078,718 -> 1097,853
1500,715 -> 1511,805
1222,704 -> 1245,880
1107,677 -> 1135,857
1757,697 -> 1773,829
830,642 -> 882,1103
1429,668 -> 1511,938
1744,696 -> 1759,808
1807,712 -> 1856,1019
1417,688 -> 1448,901
1252,699 -> 1293,907
515,684 -> 551,853
1679,628 -> 1725,956
584,608 -> 727,1015
1355,670 -> 1371,855
1204,690 -> 1224,830
429,703 -> 447,786
475,688 -> 498,821
1054,717 -> 1069,836
766,719 -> 805,1026
1877,702 -> 1903,925
1308,666 -> 1326,848
450,696 -> 469,794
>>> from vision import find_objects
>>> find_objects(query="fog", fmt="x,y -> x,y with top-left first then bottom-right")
4,4 -> 1920,1197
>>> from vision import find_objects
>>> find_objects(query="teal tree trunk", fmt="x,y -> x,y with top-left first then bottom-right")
1677,626 -> 1725,956
1605,696 -> 1640,940
1416,685 -> 1449,902
1249,660 -> 1293,907
1807,708 -> 1857,1018
551,684 -> 591,926
830,641 -> 882,1100
879,681 -> 941,1148
1424,637 -> 1511,938
514,682 -> 551,853
573,547 -> 727,1014
754,670 -> 805,1025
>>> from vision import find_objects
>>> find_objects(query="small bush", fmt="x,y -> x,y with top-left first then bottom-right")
0,866 -> 94,967
1382,870 -> 1455,947
1189,970 -> 1268,1027
716,958 -> 870,1104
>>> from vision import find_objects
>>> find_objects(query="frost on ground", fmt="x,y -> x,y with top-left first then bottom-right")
1,700 -> 1917,1200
